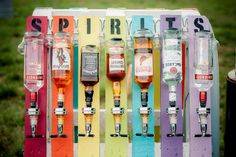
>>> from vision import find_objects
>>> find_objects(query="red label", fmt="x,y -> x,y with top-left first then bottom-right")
195,74 -> 213,80
26,75 -> 44,80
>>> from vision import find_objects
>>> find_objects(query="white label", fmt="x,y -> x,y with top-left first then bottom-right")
163,49 -> 182,75
135,53 -> 153,76
52,47 -> 71,70
109,58 -> 125,71
165,39 -> 179,46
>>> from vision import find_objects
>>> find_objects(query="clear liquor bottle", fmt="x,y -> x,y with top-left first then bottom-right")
194,31 -> 213,137
194,31 -> 213,92
24,31 -> 44,92
162,28 -> 182,106
23,31 -> 44,137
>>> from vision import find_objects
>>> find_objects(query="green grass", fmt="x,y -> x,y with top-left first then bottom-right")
0,0 -> 235,156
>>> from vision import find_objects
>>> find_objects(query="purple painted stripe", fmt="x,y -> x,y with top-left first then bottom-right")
160,15 -> 183,157
188,16 -> 212,157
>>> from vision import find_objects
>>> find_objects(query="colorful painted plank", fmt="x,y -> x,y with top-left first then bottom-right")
131,15 -> 155,157
77,16 -> 100,157
24,16 -> 48,157
51,16 -> 74,157
104,13 -> 128,157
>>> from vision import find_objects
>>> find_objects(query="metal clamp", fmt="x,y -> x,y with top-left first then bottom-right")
27,108 -> 40,116
111,107 -> 124,115
54,107 -> 67,116
82,107 -> 95,115
139,107 -> 151,115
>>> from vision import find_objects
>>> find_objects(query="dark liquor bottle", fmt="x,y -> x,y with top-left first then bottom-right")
79,45 -> 99,137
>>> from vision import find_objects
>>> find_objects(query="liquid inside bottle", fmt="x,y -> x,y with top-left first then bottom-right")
24,31 -> 44,93
162,28 -> 182,88
106,38 -> 126,82
80,45 -> 99,87
52,32 -> 72,88
194,31 -> 213,91
133,29 -> 153,89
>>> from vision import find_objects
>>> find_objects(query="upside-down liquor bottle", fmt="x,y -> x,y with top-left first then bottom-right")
24,31 -> 44,138
106,38 -> 127,137
194,31 -> 213,137
133,29 -> 154,137
79,45 -> 99,137
51,32 -> 72,138
162,28 -> 183,137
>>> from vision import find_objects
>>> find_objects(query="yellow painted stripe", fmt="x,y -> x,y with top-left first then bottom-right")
77,16 -> 100,157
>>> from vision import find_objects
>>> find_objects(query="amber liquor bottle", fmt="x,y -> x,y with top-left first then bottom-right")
133,29 -> 154,137
106,38 -> 127,137
51,32 -> 72,138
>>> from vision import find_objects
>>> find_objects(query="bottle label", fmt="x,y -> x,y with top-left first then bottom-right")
52,47 -> 71,70
163,49 -> 182,75
25,75 -> 43,80
195,74 -> 213,80
135,52 -> 153,76
109,58 -> 125,72
81,52 -> 99,77
165,39 -> 179,46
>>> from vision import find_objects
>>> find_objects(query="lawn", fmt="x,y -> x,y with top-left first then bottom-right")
0,0 -> 235,156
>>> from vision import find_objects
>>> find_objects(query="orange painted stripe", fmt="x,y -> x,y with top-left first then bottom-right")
51,16 -> 74,157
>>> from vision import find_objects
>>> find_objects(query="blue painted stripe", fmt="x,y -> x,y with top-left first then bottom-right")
132,15 -> 155,157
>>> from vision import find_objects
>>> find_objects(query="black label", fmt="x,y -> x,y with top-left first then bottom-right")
81,52 -> 99,81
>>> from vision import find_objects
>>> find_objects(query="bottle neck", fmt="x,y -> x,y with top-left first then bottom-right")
168,85 -> 176,107
141,88 -> 148,107
85,86 -> 94,107
30,92 -> 37,108
199,91 -> 207,107
112,81 -> 121,107
58,88 -> 65,108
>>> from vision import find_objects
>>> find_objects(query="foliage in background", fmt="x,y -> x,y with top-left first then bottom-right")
0,0 -> 235,156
